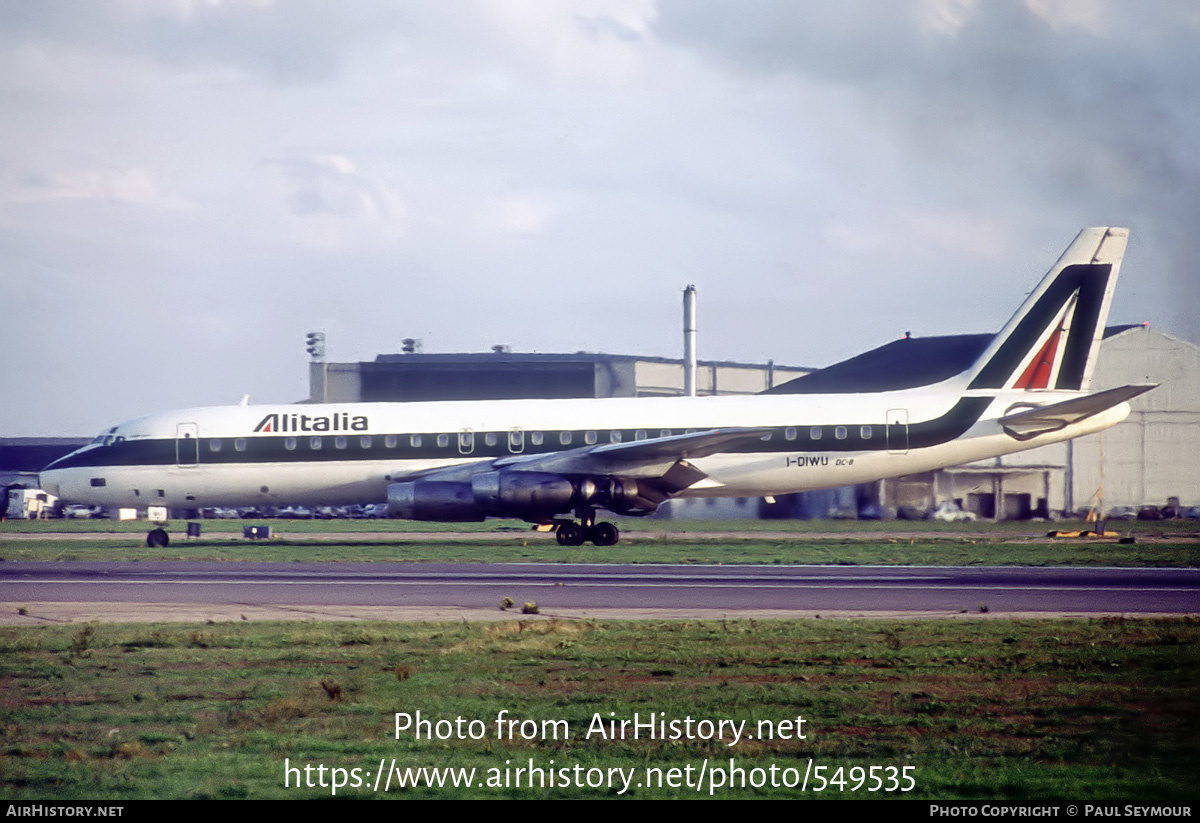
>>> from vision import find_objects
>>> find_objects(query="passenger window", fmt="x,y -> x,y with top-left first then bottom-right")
208,440 -> 222,453
560,431 -> 573,446
760,432 -> 773,441
810,427 -> 822,441
385,435 -> 398,448
835,426 -> 847,440
660,429 -> 671,438
285,438 -> 297,451
235,438 -> 247,452
335,436 -> 347,449
585,431 -> 597,445
310,437 -> 323,450
531,432 -> 544,446
485,433 -> 498,447
635,430 -> 647,440
408,434 -> 420,448
360,436 -> 372,449
437,434 -> 449,448
785,427 -> 797,441
861,426 -> 873,440
609,431 -> 622,443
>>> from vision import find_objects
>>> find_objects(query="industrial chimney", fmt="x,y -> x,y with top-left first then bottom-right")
683,285 -> 697,397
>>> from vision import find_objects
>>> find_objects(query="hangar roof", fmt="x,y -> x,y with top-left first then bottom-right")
767,326 -> 1140,395
0,438 -> 88,475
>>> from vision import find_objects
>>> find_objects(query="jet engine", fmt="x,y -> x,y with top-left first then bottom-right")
596,477 -> 668,516
388,471 -> 577,521
386,471 -> 667,521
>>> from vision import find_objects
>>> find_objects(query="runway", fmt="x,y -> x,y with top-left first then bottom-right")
1,561 -> 1196,623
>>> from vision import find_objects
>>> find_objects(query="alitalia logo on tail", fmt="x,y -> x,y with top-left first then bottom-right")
254,413 -> 369,433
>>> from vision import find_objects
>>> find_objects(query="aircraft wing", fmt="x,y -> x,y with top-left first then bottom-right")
999,384 -> 1155,441
389,427 -> 773,489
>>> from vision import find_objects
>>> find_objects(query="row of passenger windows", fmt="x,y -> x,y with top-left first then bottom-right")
204,425 -> 878,454
207,430 -> 679,453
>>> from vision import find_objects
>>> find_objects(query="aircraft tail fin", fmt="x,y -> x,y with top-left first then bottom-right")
967,227 -> 1128,392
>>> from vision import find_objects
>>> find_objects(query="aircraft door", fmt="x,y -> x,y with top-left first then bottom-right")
886,409 -> 909,455
508,428 -> 524,454
458,429 -> 475,455
176,423 -> 200,467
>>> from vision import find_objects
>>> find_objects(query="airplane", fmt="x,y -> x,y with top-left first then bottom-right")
40,227 -> 1152,548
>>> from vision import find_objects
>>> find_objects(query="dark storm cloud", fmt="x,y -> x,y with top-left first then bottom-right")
653,0 -> 1200,342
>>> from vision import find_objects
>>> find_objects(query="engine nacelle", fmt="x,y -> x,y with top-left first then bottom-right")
387,472 -> 669,521
470,471 -> 577,513
387,481 -> 484,521
388,471 -> 580,521
601,477 -> 667,517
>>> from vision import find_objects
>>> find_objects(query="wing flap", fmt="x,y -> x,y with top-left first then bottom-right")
492,427 -> 772,477
388,427 -> 772,485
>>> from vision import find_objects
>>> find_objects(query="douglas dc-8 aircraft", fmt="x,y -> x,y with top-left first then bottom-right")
42,227 -> 1152,547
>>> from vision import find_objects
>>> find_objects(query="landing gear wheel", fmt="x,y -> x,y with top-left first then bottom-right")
147,527 -> 170,548
590,521 -> 620,546
555,522 -> 585,547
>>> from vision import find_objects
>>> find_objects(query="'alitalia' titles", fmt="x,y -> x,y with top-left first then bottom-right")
254,413 -> 369,433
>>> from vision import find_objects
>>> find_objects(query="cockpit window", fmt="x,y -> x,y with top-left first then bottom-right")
91,427 -> 119,447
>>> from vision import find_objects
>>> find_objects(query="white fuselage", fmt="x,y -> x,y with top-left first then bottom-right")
40,383 -> 1129,512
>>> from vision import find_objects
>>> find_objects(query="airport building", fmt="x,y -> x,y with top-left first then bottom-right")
307,351 -> 810,403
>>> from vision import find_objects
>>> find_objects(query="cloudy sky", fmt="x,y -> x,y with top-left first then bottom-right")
2,0 -> 1197,437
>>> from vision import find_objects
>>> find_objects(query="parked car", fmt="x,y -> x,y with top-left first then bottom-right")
930,501 -> 977,522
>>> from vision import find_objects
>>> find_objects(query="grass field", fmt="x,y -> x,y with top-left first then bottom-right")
2,517 -> 1198,566
1,617 -> 1197,800
3,519 -> 1196,800
8,516 -> 1200,535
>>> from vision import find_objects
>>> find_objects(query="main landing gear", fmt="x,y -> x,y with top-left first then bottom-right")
147,527 -> 170,548
555,508 -> 620,547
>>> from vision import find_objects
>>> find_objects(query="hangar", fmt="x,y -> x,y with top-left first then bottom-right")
307,351 -> 810,403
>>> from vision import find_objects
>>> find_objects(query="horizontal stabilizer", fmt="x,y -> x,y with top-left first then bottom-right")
999,384 -> 1155,441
